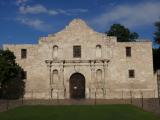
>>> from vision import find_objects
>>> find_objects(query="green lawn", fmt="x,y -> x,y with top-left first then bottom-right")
0,105 -> 159,120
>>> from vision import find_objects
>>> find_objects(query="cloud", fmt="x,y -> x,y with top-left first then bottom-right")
66,9 -> 88,15
19,4 -> 58,15
48,10 -> 59,15
55,8 -> 88,15
15,0 -> 28,6
91,1 -> 160,29
15,1 -> 88,31
16,17 -> 52,31
19,4 -> 88,16
72,9 -> 88,13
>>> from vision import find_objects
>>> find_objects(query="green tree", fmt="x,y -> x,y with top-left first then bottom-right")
153,48 -> 160,72
0,49 -> 25,99
106,24 -> 139,42
153,19 -> 160,72
154,20 -> 160,45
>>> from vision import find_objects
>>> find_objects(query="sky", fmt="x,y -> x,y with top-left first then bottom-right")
0,0 -> 160,47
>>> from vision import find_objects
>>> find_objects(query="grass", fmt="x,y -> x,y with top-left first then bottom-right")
0,105 -> 159,120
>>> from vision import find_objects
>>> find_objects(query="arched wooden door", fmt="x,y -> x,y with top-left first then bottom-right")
69,73 -> 85,99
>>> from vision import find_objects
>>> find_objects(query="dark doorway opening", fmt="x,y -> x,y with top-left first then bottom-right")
69,73 -> 85,99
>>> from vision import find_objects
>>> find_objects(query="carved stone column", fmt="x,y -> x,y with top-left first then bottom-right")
103,60 -> 107,97
104,60 -> 110,98
91,61 -> 96,86
45,60 -> 53,98
90,60 -> 95,99
45,60 -> 52,86
103,61 -> 107,88
60,65 -> 64,87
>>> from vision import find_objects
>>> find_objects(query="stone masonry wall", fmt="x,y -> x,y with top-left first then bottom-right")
3,19 -> 158,99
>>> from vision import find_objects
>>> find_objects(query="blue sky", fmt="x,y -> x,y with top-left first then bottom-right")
0,0 -> 160,47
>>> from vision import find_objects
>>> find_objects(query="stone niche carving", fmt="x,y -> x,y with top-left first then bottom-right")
96,45 -> 102,58
52,45 -> 58,59
52,70 -> 59,84
96,69 -> 103,88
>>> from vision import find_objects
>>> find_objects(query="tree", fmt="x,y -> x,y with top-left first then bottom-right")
153,19 -> 160,72
106,24 -> 139,42
154,20 -> 160,45
0,49 -> 25,99
153,48 -> 160,72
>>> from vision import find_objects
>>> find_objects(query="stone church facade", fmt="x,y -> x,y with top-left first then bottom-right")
3,19 -> 158,99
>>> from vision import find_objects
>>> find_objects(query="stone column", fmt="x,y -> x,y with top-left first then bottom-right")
103,61 -> 108,87
60,67 -> 64,86
103,60 -> 109,98
90,61 -> 95,99
91,62 -> 95,84
102,61 -> 105,98
59,61 -> 65,99
45,60 -> 53,99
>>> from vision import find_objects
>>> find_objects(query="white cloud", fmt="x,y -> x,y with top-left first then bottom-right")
19,4 -> 58,15
15,0 -> 28,6
19,4 -> 88,16
56,8 -> 88,15
91,1 -> 160,29
67,9 -> 88,15
73,9 -> 88,13
16,17 -> 51,31
48,10 -> 59,15
15,2 -> 88,31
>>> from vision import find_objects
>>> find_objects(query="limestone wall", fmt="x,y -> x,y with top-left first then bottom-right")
3,19 -> 158,99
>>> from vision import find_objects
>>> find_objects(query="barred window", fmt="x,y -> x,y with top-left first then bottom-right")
21,49 -> 27,59
73,46 -> 81,58
129,70 -> 135,78
126,47 -> 131,57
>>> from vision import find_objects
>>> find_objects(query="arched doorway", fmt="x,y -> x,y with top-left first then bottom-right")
69,73 -> 85,99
